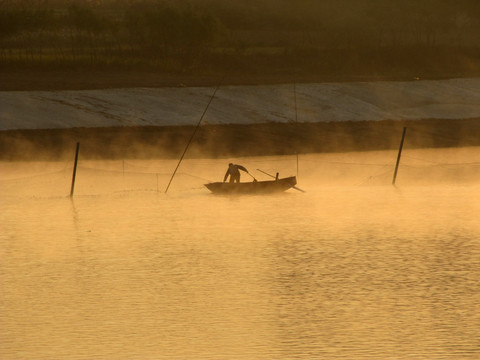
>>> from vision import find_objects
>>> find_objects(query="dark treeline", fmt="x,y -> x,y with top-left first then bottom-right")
1,0 -> 480,78
0,1 -> 220,71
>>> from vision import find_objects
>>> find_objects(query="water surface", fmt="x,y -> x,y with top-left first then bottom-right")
2,152 -> 480,359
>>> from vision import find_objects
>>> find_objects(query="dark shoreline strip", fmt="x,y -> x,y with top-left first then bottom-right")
1,119 -> 479,161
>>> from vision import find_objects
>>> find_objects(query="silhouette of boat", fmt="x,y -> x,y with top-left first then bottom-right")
204,176 -> 297,194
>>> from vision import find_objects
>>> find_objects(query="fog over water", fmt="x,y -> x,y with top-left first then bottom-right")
1,149 -> 480,359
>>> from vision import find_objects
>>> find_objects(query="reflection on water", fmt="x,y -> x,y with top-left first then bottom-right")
1,152 -> 480,359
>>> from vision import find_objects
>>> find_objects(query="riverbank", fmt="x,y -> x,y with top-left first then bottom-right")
1,118 -> 479,160
1,69 -> 475,92
3,78 -> 480,131
2,73 -> 480,160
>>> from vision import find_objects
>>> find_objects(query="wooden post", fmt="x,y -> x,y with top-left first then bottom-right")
293,81 -> 298,123
296,152 -> 299,177
293,82 -> 299,178
392,127 -> 407,185
70,142 -> 80,197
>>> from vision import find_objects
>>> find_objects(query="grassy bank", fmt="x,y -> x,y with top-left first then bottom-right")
3,56 -> 480,95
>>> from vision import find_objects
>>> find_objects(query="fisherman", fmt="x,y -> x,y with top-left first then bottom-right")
223,163 -> 248,183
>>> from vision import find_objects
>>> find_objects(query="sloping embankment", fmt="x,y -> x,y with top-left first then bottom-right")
2,78 -> 480,130
2,78 -> 480,159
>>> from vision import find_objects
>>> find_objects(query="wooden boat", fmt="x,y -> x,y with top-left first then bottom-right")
204,176 -> 297,195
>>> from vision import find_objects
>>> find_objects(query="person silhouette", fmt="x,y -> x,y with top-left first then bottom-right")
223,163 -> 248,183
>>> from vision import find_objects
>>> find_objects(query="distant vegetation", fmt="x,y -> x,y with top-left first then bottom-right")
1,0 -> 480,79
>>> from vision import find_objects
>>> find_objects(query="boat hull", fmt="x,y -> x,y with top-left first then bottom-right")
204,176 -> 297,194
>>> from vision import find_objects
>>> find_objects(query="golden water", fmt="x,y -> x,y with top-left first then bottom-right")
1,150 -> 480,359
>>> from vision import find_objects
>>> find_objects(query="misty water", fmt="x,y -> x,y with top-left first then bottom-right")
2,149 -> 480,359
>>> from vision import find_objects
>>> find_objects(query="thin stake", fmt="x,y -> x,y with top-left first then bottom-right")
70,142 -> 80,197
293,81 -> 299,178
165,84 -> 221,193
392,127 -> 407,185
296,152 -> 299,177
293,81 -> 298,123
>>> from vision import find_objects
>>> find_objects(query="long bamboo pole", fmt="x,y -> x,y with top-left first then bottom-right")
70,142 -> 80,197
164,84 -> 221,194
392,127 -> 407,185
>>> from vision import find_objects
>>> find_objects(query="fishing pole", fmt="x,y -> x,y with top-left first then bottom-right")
256,168 -> 306,193
245,171 -> 257,182
164,83 -> 221,194
257,168 -> 278,179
